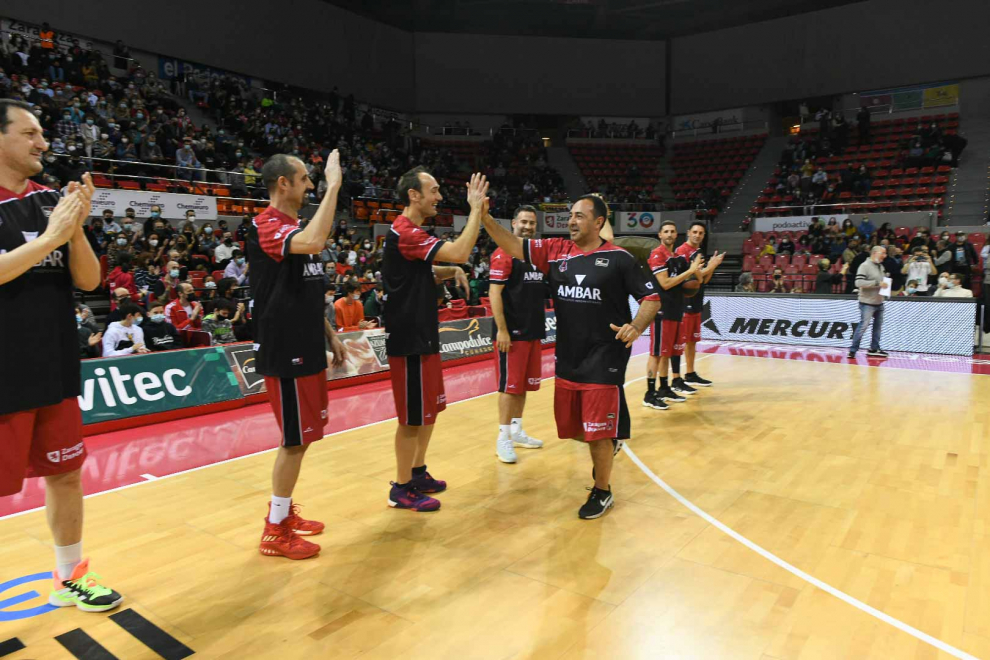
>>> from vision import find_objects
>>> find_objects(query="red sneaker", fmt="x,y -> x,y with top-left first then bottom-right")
259,520 -> 320,560
268,502 -> 325,536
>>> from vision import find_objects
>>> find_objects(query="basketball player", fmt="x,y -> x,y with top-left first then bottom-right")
644,221 -> 703,409
0,99 -> 122,611
382,167 -> 489,512
489,204 -> 545,464
675,221 -> 724,387
248,151 -> 347,560
481,195 -> 660,519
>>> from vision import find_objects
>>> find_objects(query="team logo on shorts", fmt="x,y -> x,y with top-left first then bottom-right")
607,413 -> 615,419
583,422 -> 613,433
47,451 -> 61,463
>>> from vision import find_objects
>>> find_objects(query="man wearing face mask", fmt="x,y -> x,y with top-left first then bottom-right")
202,299 -> 239,344
104,288 -> 135,324
102,303 -> 150,356
223,248 -> 248,284
814,258 -> 848,294
333,281 -> 375,330
214,232 -> 236,265
140,134 -> 164,165
164,282 -> 203,329
79,116 -> 99,159
848,246 -> 889,359
101,209 -> 122,234
934,273 -> 973,298
901,246 -> 935,295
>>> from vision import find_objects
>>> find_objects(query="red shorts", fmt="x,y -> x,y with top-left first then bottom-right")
0,398 -> 85,496
264,371 -> 329,447
553,378 -> 630,443
494,340 -> 542,394
682,312 -> 702,343
650,319 -> 686,357
390,353 -> 446,426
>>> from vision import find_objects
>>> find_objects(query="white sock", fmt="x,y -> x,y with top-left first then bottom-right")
498,424 -> 511,438
510,418 -> 523,437
269,495 -> 292,524
54,542 -> 82,581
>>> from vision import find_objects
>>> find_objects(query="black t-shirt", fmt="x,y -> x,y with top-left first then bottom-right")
143,320 -> 184,351
524,238 -> 659,386
0,181 -> 79,415
648,244 -> 688,322
247,206 -> 327,378
675,242 -> 706,313
382,215 -> 445,356
489,247 -> 546,342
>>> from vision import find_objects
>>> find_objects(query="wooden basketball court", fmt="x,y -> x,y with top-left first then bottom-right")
2,349 -> 989,659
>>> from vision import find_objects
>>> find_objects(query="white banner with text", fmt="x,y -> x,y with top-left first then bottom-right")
752,214 -> 849,234
90,189 -> 218,221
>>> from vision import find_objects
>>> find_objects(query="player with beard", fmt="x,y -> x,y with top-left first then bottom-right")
382,167 -> 489,512
644,221 -> 703,409
0,99 -> 122,611
248,151 -> 348,560
480,194 -> 660,519
489,204 -> 546,464
674,222 -> 724,389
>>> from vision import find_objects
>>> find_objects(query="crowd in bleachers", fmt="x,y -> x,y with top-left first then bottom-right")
748,109 -> 964,222
740,217 -> 986,298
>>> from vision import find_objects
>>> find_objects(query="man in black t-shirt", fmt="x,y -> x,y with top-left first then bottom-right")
246,151 -> 347,560
0,99 -> 122,612
481,195 -> 661,520
381,167 -> 488,513
489,205 -> 546,464
675,222 -> 724,390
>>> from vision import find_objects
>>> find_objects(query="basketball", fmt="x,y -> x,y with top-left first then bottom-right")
682,278 -> 701,297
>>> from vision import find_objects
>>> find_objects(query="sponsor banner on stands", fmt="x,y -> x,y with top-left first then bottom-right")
224,330 -> 389,396
615,211 -> 661,235
923,84 -> 960,109
90,189 -> 218,221
1,18 -> 96,50
751,214 -> 848,234
674,108 -> 745,133
701,294 -> 975,356
157,56 -> 252,86
79,347 -> 241,424
438,317 -> 495,361
541,211 -> 571,233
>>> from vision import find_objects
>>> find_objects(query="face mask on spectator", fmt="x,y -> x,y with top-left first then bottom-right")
945,280 -> 955,289
169,269 -> 180,278
101,133 -> 109,140
133,316 -> 143,326
907,286 -> 917,295
75,314 -> 83,324
116,237 -> 127,246
121,138 -> 128,144
136,113 -> 144,119
149,238 -> 158,247
205,281 -> 217,290
187,293 -> 198,303
187,214 -> 196,221
123,223 -> 133,232
150,211 -> 160,218
203,226 -> 212,234
235,257 -> 245,265
150,313 -> 165,323
85,118 -> 94,125
63,114 -> 71,121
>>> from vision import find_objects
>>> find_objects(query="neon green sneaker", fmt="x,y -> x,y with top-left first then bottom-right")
48,558 -> 124,612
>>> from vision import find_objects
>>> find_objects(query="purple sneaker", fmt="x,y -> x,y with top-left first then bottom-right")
388,482 -> 441,512
410,469 -> 447,494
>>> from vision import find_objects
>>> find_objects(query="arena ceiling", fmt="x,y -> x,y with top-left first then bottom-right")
324,0 -> 863,40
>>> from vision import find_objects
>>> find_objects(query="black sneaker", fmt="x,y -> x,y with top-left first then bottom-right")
657,386 -> 686,403
867,349 -> 889,358
578,486 -> 614,520
684,373 -> 713,387
671,378 -> 697,396
847,351 -> 856,359
642,391 -> 669,410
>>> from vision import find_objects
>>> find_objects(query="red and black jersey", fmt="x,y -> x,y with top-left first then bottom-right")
524,237 -> 658,386
0,181 -> 77,415
675,242 -> 706,313
489,247 -> 546,342
382,215 -> 445,356
246,206 -> 327,379
648,244 -> 688,322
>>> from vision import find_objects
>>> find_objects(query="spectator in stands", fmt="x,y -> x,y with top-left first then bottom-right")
202,299 -> 239,344
104,288 -> 134,325
76,305 -> 103,358
334,281 -> 375,330
364,284 -> 384,320
777,236 -> 795,256
214,233 -> 236,266
815,259 -> 847,294
324,283 -> 338,331
759,238 -> 776,258
165,283 -> 203,329
842,218 -> 856,237
175,140 -> 203,181
899,279 -> 922,296
811,169 -> 828,197
858,216 -> 875,240
902,246 -> 935,296
875,222 -> 893,243
106,255 -> 138,303
950,231 -> 979,288
103,303 -> 149,356
142,302 -> 184,351
223,249 -> 248,285
846,244 -> 871,293
934,273 -> 972,298
735,272 -> 756,293
100,209 -> 122,234
769,267 -> 789,293
883,246 -> 905,292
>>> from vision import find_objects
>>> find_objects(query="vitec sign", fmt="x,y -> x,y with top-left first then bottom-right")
79,348 -> 241,423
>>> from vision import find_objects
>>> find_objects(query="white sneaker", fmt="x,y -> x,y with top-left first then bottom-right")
496,434 -> 517,463
512,432 -> 543,449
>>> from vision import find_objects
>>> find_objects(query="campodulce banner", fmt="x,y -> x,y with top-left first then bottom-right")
1,18 -> 96,50
90,189 -> 218,221
700,293 -> 975,356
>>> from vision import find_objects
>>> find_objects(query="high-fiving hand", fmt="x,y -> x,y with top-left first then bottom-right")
325,149 -> 342,192
466,173 -> 489,211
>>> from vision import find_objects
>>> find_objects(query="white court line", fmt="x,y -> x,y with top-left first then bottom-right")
4,348 -> 976,657
139,474 -> 158,481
